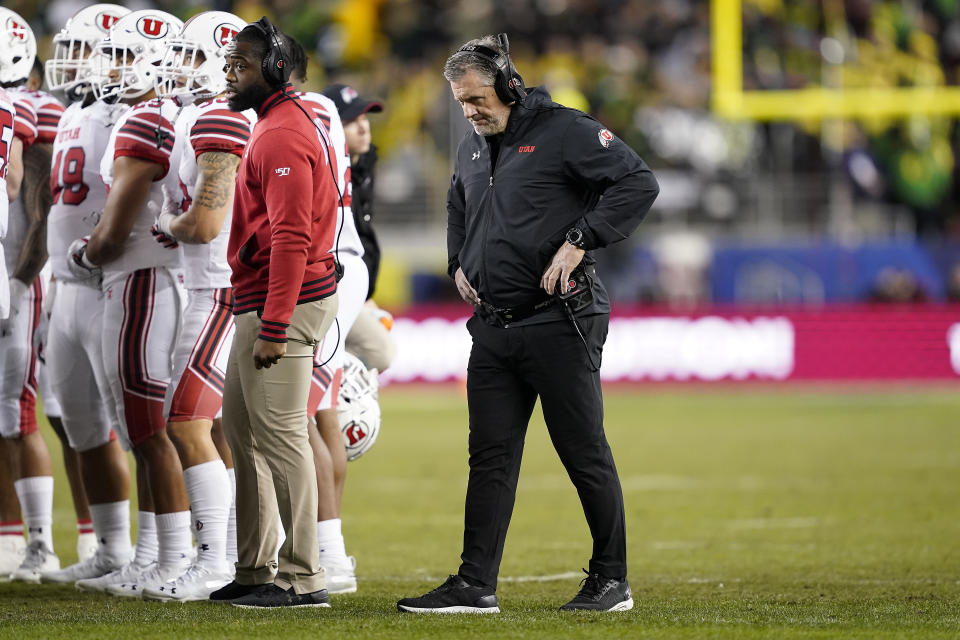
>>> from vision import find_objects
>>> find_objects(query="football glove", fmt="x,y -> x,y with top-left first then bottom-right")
66,236 -> 102,283
147,184 -> 180,248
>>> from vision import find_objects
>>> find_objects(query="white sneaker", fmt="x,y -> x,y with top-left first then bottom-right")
76,560 -> 152,594
107,562 -> 188,599
319,554 -> 357,594
0,535 -> 26,582
41,550 -> 126,584
11,540 -> 60,583
76,532 -> 98,562
142,563 -> 233,602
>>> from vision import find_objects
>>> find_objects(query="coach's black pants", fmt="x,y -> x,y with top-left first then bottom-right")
457,313 -> 627,588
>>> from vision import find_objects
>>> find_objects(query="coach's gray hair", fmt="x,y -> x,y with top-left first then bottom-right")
443,35 -> 501,85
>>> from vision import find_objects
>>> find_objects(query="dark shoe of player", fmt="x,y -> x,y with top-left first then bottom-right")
209,580 -> 270,603
230,583 -> 331,608
559,570 -> 633,612
397,574 -> 500,613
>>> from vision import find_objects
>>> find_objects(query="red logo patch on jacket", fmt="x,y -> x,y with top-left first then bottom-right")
518,145 -> 536,153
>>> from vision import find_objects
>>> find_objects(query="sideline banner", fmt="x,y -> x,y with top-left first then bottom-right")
380,306 -> 960,383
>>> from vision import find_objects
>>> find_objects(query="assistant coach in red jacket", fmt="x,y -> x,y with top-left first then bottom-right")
211,19 -> 339,609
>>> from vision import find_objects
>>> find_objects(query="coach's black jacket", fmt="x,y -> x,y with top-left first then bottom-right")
447,86 -> 659,325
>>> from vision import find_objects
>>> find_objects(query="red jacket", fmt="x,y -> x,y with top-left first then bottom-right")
228,86 -> 338,342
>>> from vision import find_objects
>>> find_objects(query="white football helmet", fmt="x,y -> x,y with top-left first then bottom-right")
338,353 -> 381,462
156,11 -> 245,102
46,4 -> 131,98
95,9 -> 183,101
0,8 -> 36,85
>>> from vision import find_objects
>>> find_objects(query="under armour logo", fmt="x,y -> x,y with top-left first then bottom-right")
200,543 -> 210,551
275,167 -> 290,176
471,150 -> 480,160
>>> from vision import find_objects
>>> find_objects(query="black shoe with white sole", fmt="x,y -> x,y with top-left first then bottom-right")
209,580 -> 269,603
559,570 -> 633,612
397,575 -> 499,614
230,583 -> 331,608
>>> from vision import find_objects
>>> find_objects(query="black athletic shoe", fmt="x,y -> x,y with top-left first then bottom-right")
397,575 -> 500,614
559,570 -> 633,611
209,581 -> 270,603
230,583 -> 331,608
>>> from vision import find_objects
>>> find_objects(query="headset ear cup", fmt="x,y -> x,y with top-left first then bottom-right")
494,66 -> 523,104
252,16 -> 289,86
493,71 -> 511,104
507,67 -> 525,102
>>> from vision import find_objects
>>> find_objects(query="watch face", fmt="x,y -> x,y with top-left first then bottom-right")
567,229 -> 583,246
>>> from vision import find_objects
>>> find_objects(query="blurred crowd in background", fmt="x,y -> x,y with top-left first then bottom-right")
10,0 -> 960,308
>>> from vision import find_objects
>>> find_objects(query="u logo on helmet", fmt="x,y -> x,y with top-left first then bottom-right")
6,17 -> 26,40
215,24 -> 238,47
345,422 -> 367,446
137,16 -> 167,38
97,12 -> 121,32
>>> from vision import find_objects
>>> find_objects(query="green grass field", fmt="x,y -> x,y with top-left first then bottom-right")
2,385 -> 959,639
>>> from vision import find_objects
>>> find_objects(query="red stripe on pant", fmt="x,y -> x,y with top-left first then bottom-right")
169,288 -> 234,422
117,269 -> 167,447
17,278 -> 41,436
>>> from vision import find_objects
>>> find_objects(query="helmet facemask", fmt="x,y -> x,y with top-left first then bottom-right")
156,41 -> 216,102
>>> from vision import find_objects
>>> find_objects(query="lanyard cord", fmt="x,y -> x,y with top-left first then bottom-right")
561,300 -> 600,373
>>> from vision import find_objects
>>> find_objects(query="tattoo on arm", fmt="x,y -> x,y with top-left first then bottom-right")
196,152 -> 241,210
13,143 -> 53,282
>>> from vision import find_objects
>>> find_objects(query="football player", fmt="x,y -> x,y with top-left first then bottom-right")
321,83 -> 396,375
0,44 -> 37,580
37,3 -> 139,587
66,8 -> 190,598
0,8 -> 61,583
140,10 -> 252,602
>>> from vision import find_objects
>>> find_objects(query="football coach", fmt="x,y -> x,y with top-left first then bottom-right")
397,34 -> 659,614
213,19 -> 339,608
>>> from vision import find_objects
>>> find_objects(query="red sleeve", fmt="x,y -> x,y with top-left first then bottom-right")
34,99 -> 64,144
11,97 -> 37,146
256,128 -> 321,335
114,109 -> 175,179
191,108 -> 251,158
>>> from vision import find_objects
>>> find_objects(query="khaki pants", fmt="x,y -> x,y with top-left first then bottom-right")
223,295 -> 338,593
345,305 -> 396,372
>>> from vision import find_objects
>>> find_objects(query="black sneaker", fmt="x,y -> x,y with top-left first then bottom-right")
397,575 -> 500,614
230,583 -> 331,608
209,580 -> 269,603
559,570 -> 633,611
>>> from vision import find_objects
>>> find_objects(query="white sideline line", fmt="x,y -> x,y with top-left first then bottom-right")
499,572 -> 583,583
393,572 -> 583,583
727,517 -> 820,530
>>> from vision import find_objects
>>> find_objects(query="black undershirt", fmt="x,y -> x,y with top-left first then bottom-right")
485,133 -> 504,172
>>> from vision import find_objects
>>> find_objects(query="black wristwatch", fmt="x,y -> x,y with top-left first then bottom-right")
565,227 -> 585,249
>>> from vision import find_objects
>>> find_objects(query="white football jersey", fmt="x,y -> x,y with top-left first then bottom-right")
296,91 -> 363,257
100,97 -> 184,284
174,97 -> 254,290
48,99 -> 129,282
